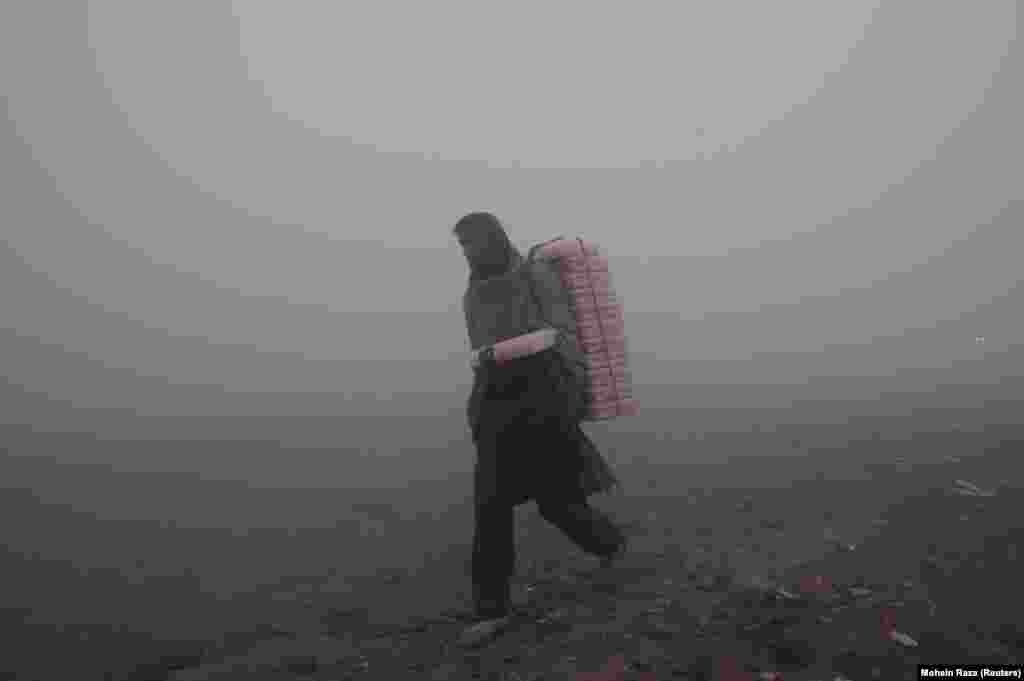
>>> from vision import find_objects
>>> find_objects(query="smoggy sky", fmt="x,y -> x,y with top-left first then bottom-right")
1,2 -> 1021,417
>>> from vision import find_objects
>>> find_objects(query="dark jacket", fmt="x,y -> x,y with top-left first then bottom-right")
458,217 -> 620,508
463,256 -> 587,420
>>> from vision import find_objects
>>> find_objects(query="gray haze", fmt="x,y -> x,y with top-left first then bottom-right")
1,7 -> 1023,676
2,2 -> 1022,472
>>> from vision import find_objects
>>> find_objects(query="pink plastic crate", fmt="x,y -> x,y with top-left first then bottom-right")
536,238 -> 636,421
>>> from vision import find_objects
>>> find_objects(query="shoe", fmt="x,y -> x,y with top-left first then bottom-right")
457,615 -> 512,649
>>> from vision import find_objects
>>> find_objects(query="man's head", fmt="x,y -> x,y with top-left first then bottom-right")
453,212 -> 516,277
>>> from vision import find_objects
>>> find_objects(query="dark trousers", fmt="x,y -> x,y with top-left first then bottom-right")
468,350 -> 624,618
471,480 -> 624,618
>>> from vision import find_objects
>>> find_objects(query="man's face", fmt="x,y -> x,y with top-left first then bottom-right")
456,228 -> 503,270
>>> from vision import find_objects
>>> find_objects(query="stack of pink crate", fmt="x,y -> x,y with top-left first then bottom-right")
536,238 -> 637,421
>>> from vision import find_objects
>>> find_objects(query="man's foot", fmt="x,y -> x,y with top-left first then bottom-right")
456,615 -> 512,649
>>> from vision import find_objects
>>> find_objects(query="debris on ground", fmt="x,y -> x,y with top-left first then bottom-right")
952,478 -> 996,497
163,454 -> 1022,681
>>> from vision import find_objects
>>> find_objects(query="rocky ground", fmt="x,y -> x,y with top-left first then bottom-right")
161,441 -> 1022,681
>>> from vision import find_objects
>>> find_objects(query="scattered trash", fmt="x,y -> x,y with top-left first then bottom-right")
877,607 -> 919,647
799,575 -> 834,596
953,479 -> 995,497
849,587 -> 873,598
775,587 -> 800,601
456,616 -> 512,649
888,630 -> 919,647
953,478 -> 982,492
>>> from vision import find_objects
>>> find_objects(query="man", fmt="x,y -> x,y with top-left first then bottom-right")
454,211 -> 627,647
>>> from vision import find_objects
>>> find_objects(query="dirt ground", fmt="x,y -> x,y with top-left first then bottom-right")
153,433 -> 1022,681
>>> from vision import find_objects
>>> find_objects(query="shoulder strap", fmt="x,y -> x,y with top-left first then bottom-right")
522,237 -> 558,329
521,236 -> 572,329
520,255 -> 548,330
527,236 -> 565,263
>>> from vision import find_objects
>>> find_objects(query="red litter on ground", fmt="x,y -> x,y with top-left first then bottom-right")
576,653 -> 626,681
573,654 -> 658,680
716,656 -> 753,681
878,606 -> 918,645
879,607 -> 896,637
798,574 -> 833,595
